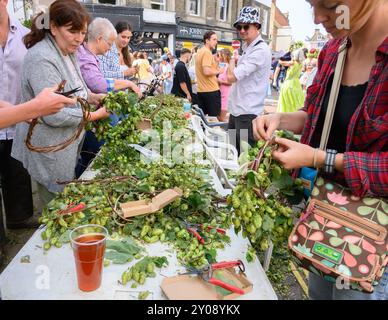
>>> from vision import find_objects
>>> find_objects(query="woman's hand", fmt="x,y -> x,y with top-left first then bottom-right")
35,87 -> 76,116
272,137 -> 317,170
88,93 -> 106,106
252,113 -> 282,141
124,67 -> 138,77
130,83 -> 143,99
88,106 -> 110,122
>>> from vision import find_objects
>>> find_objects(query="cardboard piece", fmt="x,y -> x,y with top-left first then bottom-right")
120,187 -> 183,218
137,119 -> 152,131
161,268 -> 253,300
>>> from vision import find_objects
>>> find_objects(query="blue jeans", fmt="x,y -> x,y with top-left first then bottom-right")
75,131 -> 104,178
163,81 -> 173,95
308,269 -> 388,300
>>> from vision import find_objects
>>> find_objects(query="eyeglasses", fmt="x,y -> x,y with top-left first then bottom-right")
236,25 -> 250,32
102,38 -> 113,48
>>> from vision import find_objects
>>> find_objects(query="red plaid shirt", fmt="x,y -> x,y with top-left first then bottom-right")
300,37 -> 388,197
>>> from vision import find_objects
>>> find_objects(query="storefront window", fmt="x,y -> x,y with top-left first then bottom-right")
219,0 -> 229,21
97,0 -> 116,4
188,0 -> 201,16
150,0 -> 166,10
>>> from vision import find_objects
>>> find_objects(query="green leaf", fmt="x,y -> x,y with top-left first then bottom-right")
137,183 -> 151,193
152,256 -> 169,268
106,238 -> 143,256
381,201 -> 388,214
135,170 -> 150,180
348,243 -> 362,256
357,206 -> 375,216
205,248 -> 217,263
377,210 -> 388,226
329,237 -> 345,247
246,171 -> 256,188
246,250 -> 255,263
262,216 -> 274,232
272,172 -> 293,190
166,231 -> 176,241
104,251 -> 132,264
362,198 -> 380,206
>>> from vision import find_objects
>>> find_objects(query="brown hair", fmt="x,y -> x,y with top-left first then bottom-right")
180,48 -> 191,56
203,31 -> 216,44
138,52 -> 145,59
221,49 -> 231,63
115,21 -> 133,68
350,0 -> 378,30
24,0 -> 90,49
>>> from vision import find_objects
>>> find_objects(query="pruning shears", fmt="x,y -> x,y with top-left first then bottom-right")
55,80 -> 83,97
180,220 -> 226,245
57,202 -> 96,216
179,260 -> 246,295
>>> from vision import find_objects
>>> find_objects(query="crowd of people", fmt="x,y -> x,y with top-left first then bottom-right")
0,0 -> 387,300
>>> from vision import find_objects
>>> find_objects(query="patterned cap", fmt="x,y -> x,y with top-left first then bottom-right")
234,6 -> 261,28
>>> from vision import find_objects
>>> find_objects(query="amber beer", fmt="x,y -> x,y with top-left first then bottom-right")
70,225 -> 108,292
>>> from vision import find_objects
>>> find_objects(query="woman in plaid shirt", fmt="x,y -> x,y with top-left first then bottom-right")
253,0 -> 387,299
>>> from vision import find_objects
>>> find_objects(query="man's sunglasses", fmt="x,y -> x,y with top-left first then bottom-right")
236,25 -> 250,31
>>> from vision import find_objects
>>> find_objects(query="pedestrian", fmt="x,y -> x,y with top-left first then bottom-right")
195,31 -> 223,117
0,0 -> 35,241
277,48 -> 306,113
99,21 -> 138,81
77,18 -> 141,95
133,52 -> 154,88
76,17 -> 141,177
11,0 -> 110,206
187,52 -> 198,103
217,49 -> 233,122
253,0 -> 388,300
272,43 -> 294,91
171,48 -> 194,103
161,55 -> 173,94
226,6 -> 271,152
300,48 -> 319,91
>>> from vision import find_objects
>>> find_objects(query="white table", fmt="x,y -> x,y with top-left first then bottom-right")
0,162 -> 277,300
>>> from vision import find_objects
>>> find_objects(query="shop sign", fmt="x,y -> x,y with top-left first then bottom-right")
177,26 -> 205,40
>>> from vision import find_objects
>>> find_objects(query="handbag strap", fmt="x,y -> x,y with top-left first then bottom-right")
319,39 -> 349,150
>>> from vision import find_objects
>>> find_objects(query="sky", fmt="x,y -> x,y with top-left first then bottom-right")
276,0 -> 327,41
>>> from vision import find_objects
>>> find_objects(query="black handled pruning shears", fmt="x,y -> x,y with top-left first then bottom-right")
55,80 -> 82,97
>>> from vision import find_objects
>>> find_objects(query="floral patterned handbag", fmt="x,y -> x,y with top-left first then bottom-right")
288,40 -> 388,293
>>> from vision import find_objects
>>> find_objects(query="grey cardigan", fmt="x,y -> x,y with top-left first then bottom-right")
11,34 -> 89,193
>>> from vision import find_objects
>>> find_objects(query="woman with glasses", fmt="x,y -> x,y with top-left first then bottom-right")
77,18 -> 141,96
99,21 -> 138,82
75,17 -> 141,178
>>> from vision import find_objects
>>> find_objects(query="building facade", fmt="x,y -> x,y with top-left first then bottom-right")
269,0 -> 292,52
12,0 -> 275,55
174,0 -> 241,52
306,28 -> 330,51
